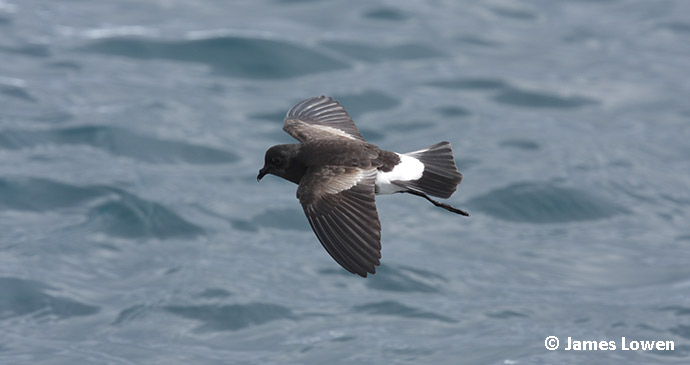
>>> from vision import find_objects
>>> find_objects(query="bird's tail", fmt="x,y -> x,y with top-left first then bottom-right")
395,141 -> 463,199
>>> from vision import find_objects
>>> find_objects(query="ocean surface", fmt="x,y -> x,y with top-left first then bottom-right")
1,0 -> 690,363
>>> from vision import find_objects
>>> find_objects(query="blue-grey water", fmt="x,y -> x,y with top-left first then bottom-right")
1,0 -> 690,363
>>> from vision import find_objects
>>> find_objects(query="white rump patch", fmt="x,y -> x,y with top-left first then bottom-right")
375,154 -> 424,195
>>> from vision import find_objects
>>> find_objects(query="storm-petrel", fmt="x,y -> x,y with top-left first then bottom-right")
257,96 -> 468,277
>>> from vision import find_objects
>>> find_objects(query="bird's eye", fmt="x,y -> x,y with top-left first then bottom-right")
271,156 -> 282,165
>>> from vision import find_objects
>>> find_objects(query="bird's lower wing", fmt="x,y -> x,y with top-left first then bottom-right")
297,166 -> 381,277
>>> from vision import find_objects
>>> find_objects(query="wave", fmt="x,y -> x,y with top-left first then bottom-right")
80,36 -> 349,79
0,126 -> 238,164
0,177 -> 204,239
0,277 -> 99,320
467,182 -> 628,223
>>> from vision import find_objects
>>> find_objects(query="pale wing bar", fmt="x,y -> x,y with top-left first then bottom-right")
284,96 -> 366,142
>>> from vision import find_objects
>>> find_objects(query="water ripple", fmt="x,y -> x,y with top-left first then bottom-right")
436,106 -> 471,117
251,208 -> 310,231
333,90 -> 400,117
164,303 -> 294,332
489,7 -> 537,20
0,85 -> 36,102
670,325 -> 690,340
362,7 -> 409,21
0,177 -> 104,211
427,78 -> 508,90
112,304 -> 149,325
0,177 -> 204,239
456,36 -> 503,48
499,139 -> 540,151
0,126 -> 237,164
0,277 -> 99,320
467,182 -> 628,223
198,288 -> 233,299
659,21 -> 690,34
492,88 -> 597,108
86,190 -> 204,239
658,306 -> 690,316
322,41 -> 444,62
427,79 -> 596,111
365,265 -> 447,293
80,36 -> 348,79
0,44 -> 51,58
486,310 -> 529,319
353,301 -> 457,323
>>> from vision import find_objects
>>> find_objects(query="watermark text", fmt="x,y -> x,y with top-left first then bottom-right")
544,336 -> 674,351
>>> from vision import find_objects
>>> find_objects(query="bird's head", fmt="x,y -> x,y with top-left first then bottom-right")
257,144 -> 304,184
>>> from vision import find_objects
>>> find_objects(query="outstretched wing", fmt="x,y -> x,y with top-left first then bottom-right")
297,165 -> 381,277
283,96 -> 366,142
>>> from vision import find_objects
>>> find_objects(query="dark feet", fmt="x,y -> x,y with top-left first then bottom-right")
405,190 -> 470,216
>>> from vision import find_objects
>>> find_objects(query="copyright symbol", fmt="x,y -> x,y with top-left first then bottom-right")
545,336 -> 559,350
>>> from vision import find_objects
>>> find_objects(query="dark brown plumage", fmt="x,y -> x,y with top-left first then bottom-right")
258,96 -> 468,277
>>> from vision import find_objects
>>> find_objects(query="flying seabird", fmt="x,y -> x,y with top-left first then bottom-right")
257,96 -> 468,277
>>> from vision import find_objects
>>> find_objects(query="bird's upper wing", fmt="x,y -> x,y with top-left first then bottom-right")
297,165 -> 381,277
283,96 -> 366,143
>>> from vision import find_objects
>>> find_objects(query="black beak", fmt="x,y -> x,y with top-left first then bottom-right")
257,167 -> 268,182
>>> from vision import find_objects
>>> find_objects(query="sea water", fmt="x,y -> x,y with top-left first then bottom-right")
1,0 -> 689,363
